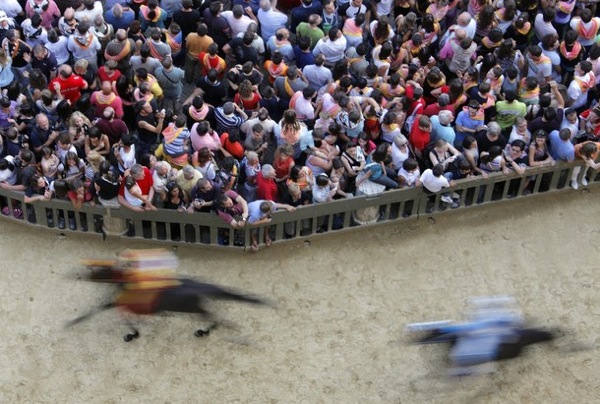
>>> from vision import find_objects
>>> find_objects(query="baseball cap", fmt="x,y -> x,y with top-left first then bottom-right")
468,100 -> 480,109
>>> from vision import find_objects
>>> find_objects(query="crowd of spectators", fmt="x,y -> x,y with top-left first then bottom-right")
1,0 -> 600,248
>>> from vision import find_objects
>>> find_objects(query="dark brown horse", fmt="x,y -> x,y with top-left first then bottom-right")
68,262 -> 270,342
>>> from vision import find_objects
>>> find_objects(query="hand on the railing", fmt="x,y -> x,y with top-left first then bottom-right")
144,202 -> 157,211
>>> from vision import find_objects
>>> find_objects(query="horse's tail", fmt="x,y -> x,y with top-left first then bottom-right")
211,288 -> 269,306
195,282 -> 271,306
65,302 -> 116,328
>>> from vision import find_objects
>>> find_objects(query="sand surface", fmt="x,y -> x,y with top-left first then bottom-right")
1,190 -> 599,403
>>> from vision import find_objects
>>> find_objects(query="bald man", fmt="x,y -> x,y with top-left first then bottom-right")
48,64 -> 88,104
104,28 -> 136,72
440,12 -> 476,47
91,80 -> 124,119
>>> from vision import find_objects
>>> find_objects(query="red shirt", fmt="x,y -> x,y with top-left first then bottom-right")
220,133 -> 245,160
97,67 -> 122,84
422,103 -> 454,118
118,167 -> 154,197
49,74 -> 87,105
409,125 -> 431,152
234,92 -> 261,111
256,171 -> 278,201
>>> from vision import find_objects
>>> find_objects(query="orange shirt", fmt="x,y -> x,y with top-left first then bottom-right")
574,141 -> 600,159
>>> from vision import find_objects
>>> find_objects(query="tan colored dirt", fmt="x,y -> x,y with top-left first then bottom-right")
1,190 -> 599,403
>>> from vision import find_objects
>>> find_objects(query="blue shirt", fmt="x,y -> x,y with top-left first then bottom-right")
549,130 -> 574,162
455,110 -> 481,146
293,46 -> 315,69
248,200 -> 276,224
363,159 -> 383,180
430,115 -> 456,145
104,9 -> 136,31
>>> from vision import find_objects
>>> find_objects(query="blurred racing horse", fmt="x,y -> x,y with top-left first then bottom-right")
67,250 -> 269,342
407,296 -> 558,375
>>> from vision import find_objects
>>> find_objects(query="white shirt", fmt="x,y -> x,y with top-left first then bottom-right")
257,8 -> 288,42
312,36 -> 347,63
21,19 -> 48,47
342,3 -> 366,18
240,116 -> 276,138
45,36 -> 70,65
419,168 -> 449,193
391,142 -> 410,170
397,167 -> 420,187
534,14 -> 557,42
152,162 -> 173,193
0,0 -> 23,18
236,31 -> 265,55
74,1 -> 104,23
570,17 -> 600,46
568,73 -> 594,109
312,181 -> 336,203
124,183 -> 144,207
374,0 -> 393,16
221,11 -> 253,37
560,117 -> 579,139
0,155 -> 18,185
117,145 -> 136,173
67,32 -> 101,61
293,94 -> 315,120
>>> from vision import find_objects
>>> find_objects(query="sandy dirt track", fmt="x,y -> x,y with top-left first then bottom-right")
0,190 -> 599,403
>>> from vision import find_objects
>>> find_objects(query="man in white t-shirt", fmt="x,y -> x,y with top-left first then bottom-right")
257,0 -> 288,42
418,164 -> 452,193
222,4 -> 255,37
290,87 -> 317,122
312,28 -> 347,65
0,1 -> 22,19
568,61 -> 595,111
417,164 -> 457,209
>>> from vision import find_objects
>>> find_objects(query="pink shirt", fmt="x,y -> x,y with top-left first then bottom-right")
26,0 -> 60,30
190,123 -> 221,151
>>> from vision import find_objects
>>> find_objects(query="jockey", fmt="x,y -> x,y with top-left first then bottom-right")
117,249 -> 179,291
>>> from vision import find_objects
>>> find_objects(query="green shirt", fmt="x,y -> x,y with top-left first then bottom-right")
495,100 -> 527,129
296,23 -> 325,50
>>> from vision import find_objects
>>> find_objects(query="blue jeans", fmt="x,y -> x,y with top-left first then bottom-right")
372,173 -> 398,189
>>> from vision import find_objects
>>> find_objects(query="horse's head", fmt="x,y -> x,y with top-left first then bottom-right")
82,260 -> 127,283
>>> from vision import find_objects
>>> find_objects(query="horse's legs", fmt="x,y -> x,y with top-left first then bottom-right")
194,308 -> 219,337
123,319 -> 141,342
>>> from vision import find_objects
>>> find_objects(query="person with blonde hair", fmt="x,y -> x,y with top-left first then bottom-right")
0,48 -> 14,89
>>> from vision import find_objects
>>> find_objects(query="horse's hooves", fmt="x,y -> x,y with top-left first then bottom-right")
195,329 -> 209,337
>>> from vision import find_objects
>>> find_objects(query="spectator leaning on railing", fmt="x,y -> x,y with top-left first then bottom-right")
0,0 -> 600,241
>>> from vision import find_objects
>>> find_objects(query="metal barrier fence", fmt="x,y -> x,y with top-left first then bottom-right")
0,161 -> 595,250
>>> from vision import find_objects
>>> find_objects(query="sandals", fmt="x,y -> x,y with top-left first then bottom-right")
250,243 -> 259,253
264,237 -> 272,247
